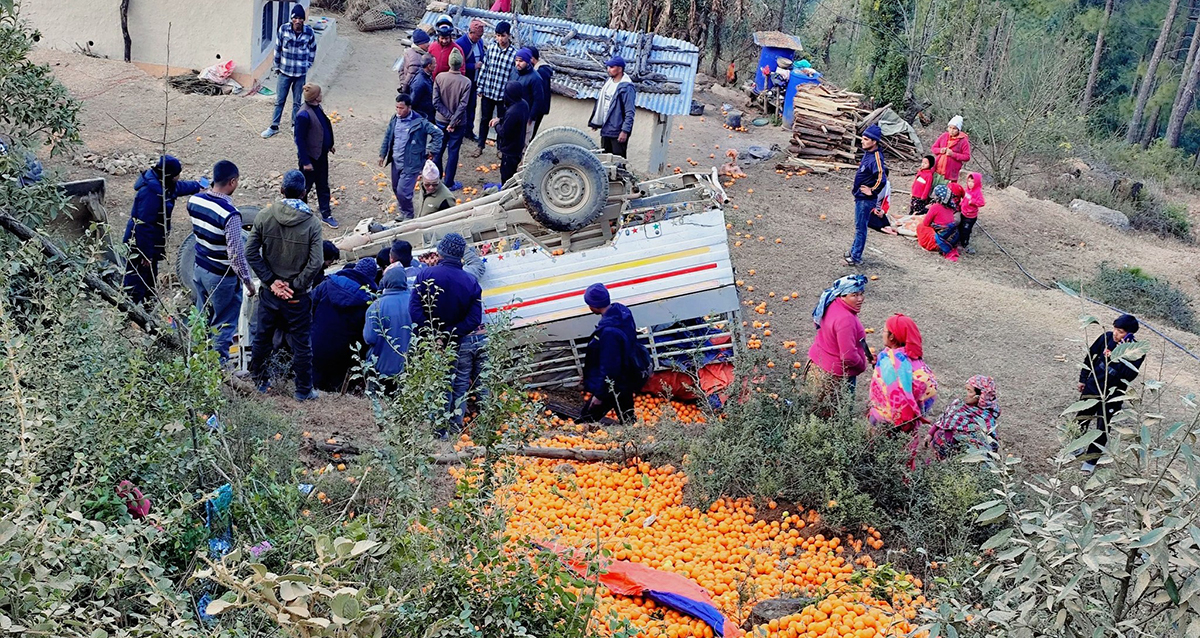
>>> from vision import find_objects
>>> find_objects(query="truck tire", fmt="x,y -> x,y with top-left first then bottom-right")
523,126 -> 598,163
522,143 -> 610,232
177,234 -> 198,298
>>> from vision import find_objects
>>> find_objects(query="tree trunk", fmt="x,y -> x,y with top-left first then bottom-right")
120,0 -> 132,63
1081,0 -> 1116,115
1167,35 -> 1200,145
1127,0 -> 1182,143
1141,103 -> 1163,147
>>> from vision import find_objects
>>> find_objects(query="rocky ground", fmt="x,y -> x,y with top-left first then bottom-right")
33,13 -> 1200,471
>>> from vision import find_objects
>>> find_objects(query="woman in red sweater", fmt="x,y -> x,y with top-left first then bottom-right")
806,275 -> 870,414
917,184 -> 959,261
931,115 -> 971,183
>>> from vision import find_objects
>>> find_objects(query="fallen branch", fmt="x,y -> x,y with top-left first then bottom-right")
432,442 -> 662,464
0,207 -> 181,348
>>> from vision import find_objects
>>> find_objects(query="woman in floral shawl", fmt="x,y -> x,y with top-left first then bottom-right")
868,314 -> 938,432
927,375 -> 999,459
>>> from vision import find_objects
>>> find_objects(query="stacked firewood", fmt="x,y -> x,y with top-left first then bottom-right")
787,84 -> 869,168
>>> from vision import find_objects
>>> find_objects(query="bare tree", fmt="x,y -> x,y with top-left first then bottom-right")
1080,0 -> 1115,115
1167,4 -> 1200,145
1126,0 -> 1182,143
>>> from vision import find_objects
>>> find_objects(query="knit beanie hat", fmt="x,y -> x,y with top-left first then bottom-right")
862,124 -> 883,142
155,155 -> 182,177
421,159 -> 441,185
282,169 -> 307,194
291,4 -> 306,19
412,29 -> 431,45
527,45 -> 540,60
449,48 -> 464,70
948,115 -> 964,130
516,48 -> 533,64
437,232 -> 466,260
584,283 -> 610,309
302,83 -> 322,104
213,160 -> 239,184
1114,314 -> 1140,334
354,258 -> 379,280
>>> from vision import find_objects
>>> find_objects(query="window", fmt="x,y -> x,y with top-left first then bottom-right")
277,2 -> 292,31
260,2 -> 273,52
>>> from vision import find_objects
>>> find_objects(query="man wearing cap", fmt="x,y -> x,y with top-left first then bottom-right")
529,46 -> 554,138
455,19 -> 486,143
416,161 -> 456,217
378,93 -> 444,220
263,5 -> 318,139
434,49 -> 472,191
410,54 -> 438,123
429,15 -> 465,78
845,124 -> 886,266
589,56 -> 637,158
580,283 -> 652,423
409,233 -> 484,431
245,169 -> 325,401
513,48 -> 545,141
472,20 -> 516,158
122,155 -> 207,305
188,160 -> 256,364
1075,314 -> 1146,473
294,83 -> 339,229
399,29 -> 432,92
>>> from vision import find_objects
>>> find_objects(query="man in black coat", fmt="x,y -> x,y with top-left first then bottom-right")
528,46 -> 554,139
579,283 -> 652,424
1075,313 -> 1146,473
491,81 -> 529,184
513,48 -> 544,141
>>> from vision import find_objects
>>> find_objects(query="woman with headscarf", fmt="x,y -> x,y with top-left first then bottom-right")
925,375 -> 999,459
917,184 -> 960,261
868,314 -> 938,432
805,275 -> 869,412
1075,314 -> 1146,473
930,115 -> 971,183
958,172 -> 985,254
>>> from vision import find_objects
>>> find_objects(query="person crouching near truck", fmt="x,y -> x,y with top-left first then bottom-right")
580,283 -> 652,424
122,155 -> 207,306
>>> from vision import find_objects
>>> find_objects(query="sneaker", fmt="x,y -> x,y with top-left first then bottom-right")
256,380 -> 271,394
1080,460 -> 1096,475
964,245 -> 976,255
295,389 -> 320,402
844,256 -> 862,266
449,181 -> 463,192
261,126 -> 279,139
322,216 -> 339,229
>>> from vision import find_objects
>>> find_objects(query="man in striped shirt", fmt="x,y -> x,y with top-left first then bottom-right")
188,160 -> 257,364
471,21 -> 516,157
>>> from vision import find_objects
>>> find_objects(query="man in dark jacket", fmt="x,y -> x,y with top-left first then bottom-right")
1076,314 -> 1146,473
246,170 -> 325,401
294,83 -> 338,229
588,56 -> 636,157
410,55 -> 437,123
311,258 -> 378,392
455,19 -> 486,143
529,46 -> 554,139
846,124 -> 886,266
122,155 -> 205,305
379,93 -> 444,220
513,48 -> 545,140
491,81 -> 529,184
580,283 -> 651,423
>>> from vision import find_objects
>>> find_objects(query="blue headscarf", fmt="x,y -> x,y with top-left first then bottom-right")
812,275 -> 867,328
932,183 -> 952,205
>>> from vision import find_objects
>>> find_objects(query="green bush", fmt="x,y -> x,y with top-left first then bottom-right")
1031,177 -> 1192,241
1130,200 -> 1192,240
1094,138 -> 1200,191
1068,262 -> 1197,334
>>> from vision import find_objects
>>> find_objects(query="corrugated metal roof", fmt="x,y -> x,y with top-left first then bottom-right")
421,8 -> 698,116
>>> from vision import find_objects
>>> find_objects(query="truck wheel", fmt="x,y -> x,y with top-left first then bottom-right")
523,126 -> 598,163
177,234 -> 198,300
523,143 -> 610,232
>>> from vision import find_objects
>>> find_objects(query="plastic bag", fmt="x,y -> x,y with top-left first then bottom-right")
199,60 -> 236,83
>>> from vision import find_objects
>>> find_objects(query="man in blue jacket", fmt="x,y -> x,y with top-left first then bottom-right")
410,54 -> 437,123
122,155 -> 205,305
513,48 -> 545,139
294,83 -> 338,229
580,283 -> 652,423
378,93 -> 444,220
363,264 -> 413,396
409,233 -> 483,431
310,258 -> 378,392
455,19 -> 486,143
588,56 -> 637,158
845,124 -> 886,266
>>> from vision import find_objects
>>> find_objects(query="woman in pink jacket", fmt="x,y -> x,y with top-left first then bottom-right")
806,274 -> 869,414
931,115 -> 971,183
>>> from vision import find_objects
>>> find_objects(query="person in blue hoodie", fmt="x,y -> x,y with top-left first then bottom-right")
580,283 -> 652,423
846,124 -> 886,266
121,155 -> 205,305
588,56 -> 637,158
310,258 -> 378,392
363,264 -> 413,395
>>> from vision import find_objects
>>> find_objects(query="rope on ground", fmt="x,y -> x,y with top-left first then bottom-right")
978,223 -> 1200,362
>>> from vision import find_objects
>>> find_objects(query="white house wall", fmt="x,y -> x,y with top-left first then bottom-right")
539,96 -> 670,175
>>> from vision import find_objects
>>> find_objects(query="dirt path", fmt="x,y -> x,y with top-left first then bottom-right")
35,18 -> 1200,470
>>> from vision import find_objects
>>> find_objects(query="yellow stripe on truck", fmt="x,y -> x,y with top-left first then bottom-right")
482,246 -> 712,296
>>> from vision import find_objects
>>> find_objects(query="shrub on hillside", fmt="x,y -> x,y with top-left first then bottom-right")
1067,262 -> 1197,334
1129,201 -> 1192,240
1095,138 -> 1200,191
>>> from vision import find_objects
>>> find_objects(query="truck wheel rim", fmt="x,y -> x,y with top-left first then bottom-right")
543,165 -> 589,213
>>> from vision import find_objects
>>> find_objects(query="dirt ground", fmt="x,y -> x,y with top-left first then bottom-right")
34,15 -> 1200,470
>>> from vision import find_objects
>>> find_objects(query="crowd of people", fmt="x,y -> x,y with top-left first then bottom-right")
804,274 -> 1144,473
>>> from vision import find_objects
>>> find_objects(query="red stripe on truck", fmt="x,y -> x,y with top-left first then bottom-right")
484,263 -> 719,314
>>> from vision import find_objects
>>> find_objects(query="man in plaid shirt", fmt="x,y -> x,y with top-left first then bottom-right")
471,21 -> 516,157
262,5 -> 318,139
